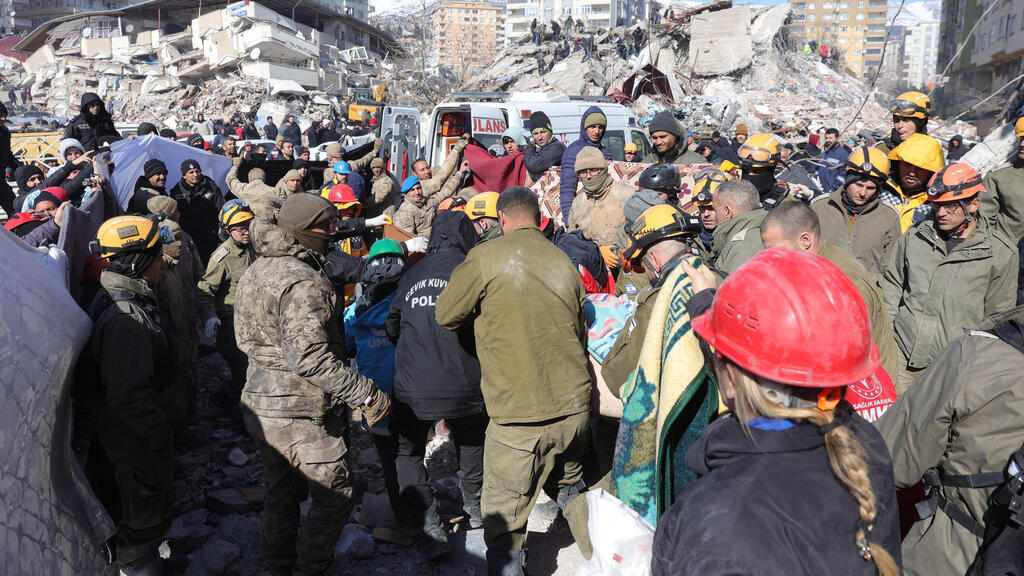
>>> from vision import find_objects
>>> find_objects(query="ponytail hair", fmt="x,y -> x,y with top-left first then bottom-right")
727,362 -> 899,576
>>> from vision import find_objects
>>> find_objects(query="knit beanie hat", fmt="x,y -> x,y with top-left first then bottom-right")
59,138 -> 85,160
147,195 -> 180,222
583,110 -> 607,129
647,111 -> 682,139
529,111 -> 553,134
144,159 -> 168,178
623,189 -> 665,225
282,169 -> 303,183
735,123 -> 748,136
574,146 -> 608,173
137,122 -> 158,136
181,159 -> 201,175
370,158 -> 385,169
187,133 -> 205,147
32,190 -> 61,209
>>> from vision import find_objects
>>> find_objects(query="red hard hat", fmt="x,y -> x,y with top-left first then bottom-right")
692,249 -> 879,388
326,184 -> 361,216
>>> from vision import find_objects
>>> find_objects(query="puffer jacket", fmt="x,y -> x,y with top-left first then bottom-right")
234,221 -> 375,420
63,92 -> 121,152
168,175 -> 227,263
566,177 -> 635,247
710,208 -> 766,274
386,211 -> 484,420
523,138 -> 566,181
559,105 -> 613,219
652,406 -> 901,575
981,160 -> 1024,243
881,217 -> 1019,369
876,315 -> 1024,576
812,187 -> 901,279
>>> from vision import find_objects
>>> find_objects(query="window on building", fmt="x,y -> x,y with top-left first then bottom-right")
808,3 -> 816,9
823,13 -> 832,21
808,14 -> 816,21
865,47 -> 881,54
839,1 -> 848,7
856,13 -> 864,19
858,0 -> 864,6
823,2 -> 833,8
808,26 -> 815,32
839,37 -> 848,44
840,13 -> 849,20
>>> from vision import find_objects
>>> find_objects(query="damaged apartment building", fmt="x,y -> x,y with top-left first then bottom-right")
9,0 -> 404,126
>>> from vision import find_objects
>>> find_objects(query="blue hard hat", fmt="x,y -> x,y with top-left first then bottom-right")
333,160 -> 351,175
401,176 -> 421,193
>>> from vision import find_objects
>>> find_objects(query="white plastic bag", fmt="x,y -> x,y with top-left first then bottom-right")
576,488 -> 655,576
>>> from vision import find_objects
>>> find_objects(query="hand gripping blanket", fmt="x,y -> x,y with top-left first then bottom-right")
610,261 -> 718,526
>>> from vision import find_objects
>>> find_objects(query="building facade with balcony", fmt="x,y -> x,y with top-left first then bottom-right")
786,0 -> 889,80
433,0 -> 504,78
904,19 -> 939,89
504,0 -> 649,44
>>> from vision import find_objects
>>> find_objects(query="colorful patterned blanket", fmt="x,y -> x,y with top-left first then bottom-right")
609,262 -> 718,526
584,293 -> 636,362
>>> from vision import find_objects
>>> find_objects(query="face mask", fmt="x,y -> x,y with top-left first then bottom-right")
581,168 -> 610,197
292,228 -> 331,255
741,171 -> 775,197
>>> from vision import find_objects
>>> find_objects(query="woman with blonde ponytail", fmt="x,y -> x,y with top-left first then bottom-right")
652,249 -> 901,575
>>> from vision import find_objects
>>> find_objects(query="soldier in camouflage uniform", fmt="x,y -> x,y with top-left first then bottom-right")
81,214 -> 175,575
234,193 -> 391,576
198,199 -> 256,413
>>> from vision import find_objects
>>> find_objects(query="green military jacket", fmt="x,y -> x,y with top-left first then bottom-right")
234,226 -> 375,419
876,327 -> 1024,576
981,161 -> 1024,243
811,187 -> 901,280
198,237 -> 255,322
710,208 -> 766,274
818,242 -> 902,381
881,217 -> 1019,369
435,225 -> 591,424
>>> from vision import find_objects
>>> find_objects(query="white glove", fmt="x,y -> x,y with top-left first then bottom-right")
204,317 -> 222,339
404,236 -> 428,254
790,184 -> 814,201
366,215 -> 392,228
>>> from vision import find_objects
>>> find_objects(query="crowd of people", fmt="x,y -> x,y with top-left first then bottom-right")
4,86 -> 1024,576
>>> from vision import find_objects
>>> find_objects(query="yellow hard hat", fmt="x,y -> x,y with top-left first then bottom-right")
693,167 -> 730,206
887,133 -> 945,174
719,159 -> 739,173
467,192 -> 499,220
1015,116 -> 1024,139
623,204 -> 701,262
888,91 -> 932,120
92,215 -> 161,259
624,142 -> 638,153
737,133 -> 781,169
219,199 -> 254,229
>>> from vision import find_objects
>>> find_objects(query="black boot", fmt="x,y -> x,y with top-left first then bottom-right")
486,549 -> 525,576
116,544 -> 163,576
419,501 -> 451,560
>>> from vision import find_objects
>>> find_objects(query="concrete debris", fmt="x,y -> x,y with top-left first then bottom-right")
336,523 -> 376,559
227,447 -> 249,467
184,536 -> 241,576
688,5 -> 753,77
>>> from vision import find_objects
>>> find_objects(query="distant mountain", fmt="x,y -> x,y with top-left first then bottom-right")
889,0 -> 940,27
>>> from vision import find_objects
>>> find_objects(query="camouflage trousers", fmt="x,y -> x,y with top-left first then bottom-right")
243,407 -> 355,576
482,411 -> 592,557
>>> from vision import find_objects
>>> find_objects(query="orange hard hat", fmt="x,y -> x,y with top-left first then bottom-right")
325,184 -> 361,216
926,163 -> 984,203
692,249 -> 879,388
438,196 -> 468,212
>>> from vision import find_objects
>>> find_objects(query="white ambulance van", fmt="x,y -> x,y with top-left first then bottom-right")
422,92 -> 653,167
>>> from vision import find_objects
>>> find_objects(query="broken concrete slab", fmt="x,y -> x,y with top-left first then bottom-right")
688,5 -> 752,77
750,4 -> 793,46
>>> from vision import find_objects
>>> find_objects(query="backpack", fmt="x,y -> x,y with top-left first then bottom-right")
918,318 -> 1024,576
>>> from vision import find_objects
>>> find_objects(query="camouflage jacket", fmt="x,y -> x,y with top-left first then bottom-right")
234,223 -> 376,419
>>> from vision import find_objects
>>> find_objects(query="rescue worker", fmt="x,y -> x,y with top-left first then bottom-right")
981,116 -> 1024,243
319,160 -> 354,198
436,187 -> 593,574
811,146 -> 901,278
881,163 -> 1018,392
82,215 -> 175,575
603,204 -> 702,395
568,146 -> 635,269
653,249 -> 900,575
613,189 -> 665,298
198,200 -> 256,415
637,163 -> 681,206
366,157 -> 399,219
523,111 -> 566,182
817,127 -> 851,195
760,202 -> 901,381
883,132 -> 945,232
693,167 -> 729,254
710,178 -> 766,274
466,191 -> 502,243
737,132 -> 791,209
878,90 -> 932,153
641,110 -> 705,165
623,142 -> 639,163
875,308 -> 1024,576
234,193 -> 391,576
63,92 -> 120,152
387,211 -> 485,554
128,159 -> 168,215
169,159 -> 228,263
560,106 -> 613,221
412,134 -> 470,197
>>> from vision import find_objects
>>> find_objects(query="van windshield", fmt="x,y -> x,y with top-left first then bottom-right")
603,130 -> 626,160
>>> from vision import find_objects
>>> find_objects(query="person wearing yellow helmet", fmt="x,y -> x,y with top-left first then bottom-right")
980,116 -> 1024,245
884,132 -> 945,232
81,214 -> 175,574
693,167 -> 728,253
602,203 -> 703,396
736,132 -> 791,209
466,191 -> 502,242
624,142 -> 639,162
881,163 -> 1018,392
811,145 -> 901,279
880,90 -> 933,153
198,199 -> 257,415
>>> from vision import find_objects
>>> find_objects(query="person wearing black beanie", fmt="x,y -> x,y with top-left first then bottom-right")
523,110 -> 566,181
169,158 -> 228,262
128,159 -> 170,215
160,128 -> 177,140
137,122 -> 158,136
642,110 -> 705,165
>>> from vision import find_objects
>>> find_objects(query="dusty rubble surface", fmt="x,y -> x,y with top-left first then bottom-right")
162,344 -> 583,576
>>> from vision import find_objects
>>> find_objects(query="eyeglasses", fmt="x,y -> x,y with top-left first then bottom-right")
578,168 -> 603,177
888,99 -> 930,116
932,201 -> 962,213
228,224 -> 251,232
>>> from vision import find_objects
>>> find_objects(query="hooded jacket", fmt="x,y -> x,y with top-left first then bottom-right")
876,315 -> 1024,576
234,216 -> 375,420
652,407 -> 901,575
946,135 -> 968,161
559,105 -> 613,220
811,186 -> 901,279
169,174 -> 227,262
881,217 -> 1018,370
63,92 -> 121,152
523,137 -> 566,182
129,175 -> 163,215
386,212 -> 484,419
